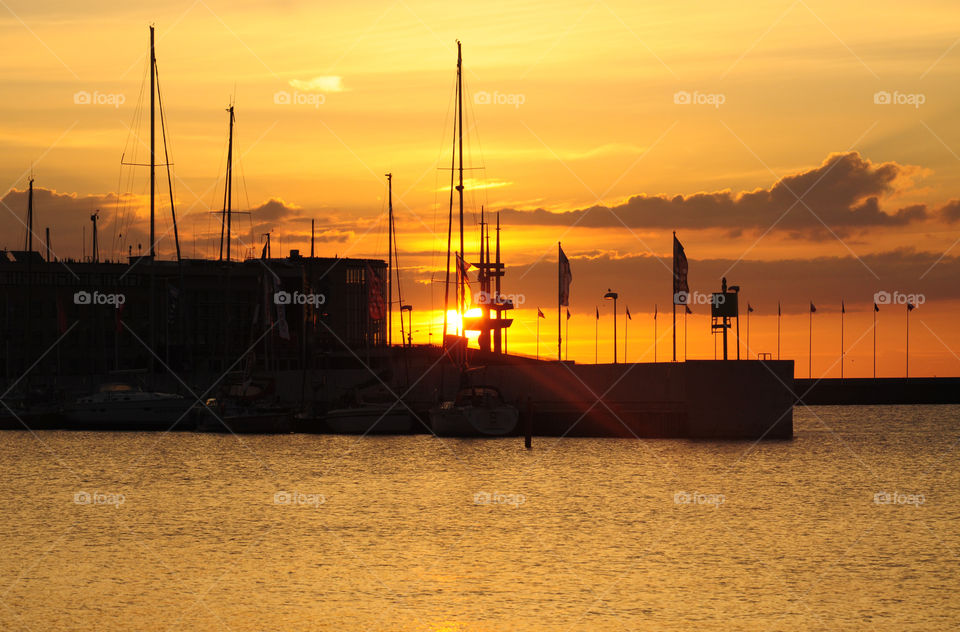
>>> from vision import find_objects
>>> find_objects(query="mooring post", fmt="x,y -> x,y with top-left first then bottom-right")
524,396 -> 533,449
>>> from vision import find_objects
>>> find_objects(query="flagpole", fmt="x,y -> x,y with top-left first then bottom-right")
565,312 -> 569,361
536,312 -> 540,361
625,308 -> 629,361
906,304 -> 910,379
873,305 -> 877,379
840,302 -> 845,379
777,301 -> 781,360
684,308 -> 688,361
672,231 -> 677,362
809,304 -> 813,379
595,308 -> 598,364
654,305 -> 658,363
557,242 -> 561,362
746,304 -> 750,357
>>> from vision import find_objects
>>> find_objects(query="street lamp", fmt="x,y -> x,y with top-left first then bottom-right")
604,289 -> 619,364
400,304 -> 413,347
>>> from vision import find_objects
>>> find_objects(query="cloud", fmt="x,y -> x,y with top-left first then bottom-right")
940,200 -> 960,223
497,152 -> 934,239
249,197 -> 302,221
288,76 -> 346,93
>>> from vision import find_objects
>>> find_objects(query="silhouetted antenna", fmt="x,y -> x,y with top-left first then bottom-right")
23,175 -> 34,252
90,210 -> 100,263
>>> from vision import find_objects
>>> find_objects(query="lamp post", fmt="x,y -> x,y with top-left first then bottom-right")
400,304 -> 413,347
604,289 -> 618,364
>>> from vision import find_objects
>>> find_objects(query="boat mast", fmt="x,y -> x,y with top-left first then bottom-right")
495,212 -> 502,353
441,46 -> 458,352
387,172 -> 393,346
148,26 -> 156,375
149,25 -> 156,258
220,105 -> 235,262
456,41 -> 465,344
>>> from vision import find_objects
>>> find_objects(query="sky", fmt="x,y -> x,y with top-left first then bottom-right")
2,0 -> 960,377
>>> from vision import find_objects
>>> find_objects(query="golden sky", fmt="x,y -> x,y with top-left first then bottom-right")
2,0 -> 960,376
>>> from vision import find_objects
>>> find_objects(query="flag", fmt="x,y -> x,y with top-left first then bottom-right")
456,252 -> 472,308
366,263 -> 386,320
810,302 -> 816,313
595,306 -> 599,320
626,306 -> 632,320
537,308 -> 545,319
874,302 -> 880,312
685,304 -> 692,315
654,304 -> 658,320
260,240 -> 268,259
778,301 -> 781,317
907,302 -> 916,311
842,301 -> 845,314
566,308 -> 571,321
748,303 -> 754,313
558,245 -> 572,307
673,234 -> 689,302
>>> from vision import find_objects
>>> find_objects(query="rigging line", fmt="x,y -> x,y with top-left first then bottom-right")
431,71 -> 459,333
155,60 -> 181,262
115,59 -> 148,259
207,112 -> 230,261
463,75 -> 491,220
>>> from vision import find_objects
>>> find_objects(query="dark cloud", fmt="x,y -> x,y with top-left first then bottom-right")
498,152 -> 932,238
249,198 -> 301,222
398,248 -> 960,318
940,200 -> 960,224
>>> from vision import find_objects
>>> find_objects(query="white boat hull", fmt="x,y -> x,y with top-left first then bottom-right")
63,397 -> 194,429
429,405 -> 518,437
325,406 -> 413,434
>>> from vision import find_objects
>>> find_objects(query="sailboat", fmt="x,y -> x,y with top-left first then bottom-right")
59,27 -> 193,431
322,173 -> 414,434
427,42 -> 518,437
63,381 -> 194,430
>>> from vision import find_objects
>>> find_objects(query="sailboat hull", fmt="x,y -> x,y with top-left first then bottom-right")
324,405 -> 413,434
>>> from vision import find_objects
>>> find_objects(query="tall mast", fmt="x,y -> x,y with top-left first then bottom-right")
149,26 -> 156,258
24,176 -> 33,251
387,172 -> 393,346
225,105 -> 235,262
456,41 -> 465,338
494,212 -> 502,354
